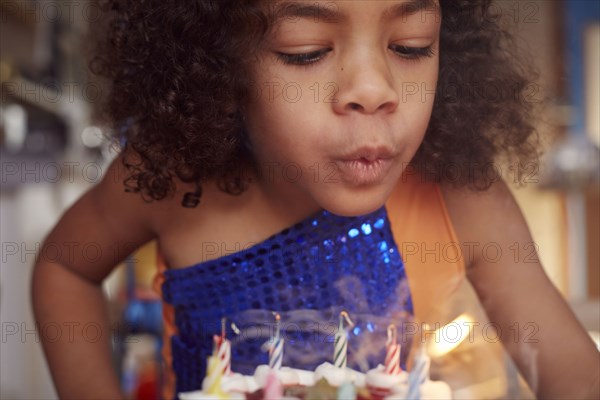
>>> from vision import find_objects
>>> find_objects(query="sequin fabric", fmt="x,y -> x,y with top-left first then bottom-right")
161,206 -> 414,396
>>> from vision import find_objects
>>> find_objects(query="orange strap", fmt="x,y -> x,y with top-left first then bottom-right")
152,253 -> 177,400
385,171 -> 465,323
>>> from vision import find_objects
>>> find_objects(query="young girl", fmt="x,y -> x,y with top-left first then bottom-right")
32,0 -> 599,399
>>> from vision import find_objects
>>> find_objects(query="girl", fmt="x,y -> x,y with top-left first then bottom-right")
32,0 -> 599,399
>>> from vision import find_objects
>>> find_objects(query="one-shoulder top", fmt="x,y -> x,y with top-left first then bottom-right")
153,171 -> 466,399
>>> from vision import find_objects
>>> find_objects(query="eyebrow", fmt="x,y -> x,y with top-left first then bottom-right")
381,0 -> 439,22
271,0 -> 439,24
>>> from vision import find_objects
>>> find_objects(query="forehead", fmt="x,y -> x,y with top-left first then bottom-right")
263,0 -> 440,25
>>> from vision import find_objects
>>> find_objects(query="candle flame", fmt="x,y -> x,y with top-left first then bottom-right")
387,324 -> 397,346
230,322 -> 240,335
339,311 -> 354,329
273,312 -> 281,340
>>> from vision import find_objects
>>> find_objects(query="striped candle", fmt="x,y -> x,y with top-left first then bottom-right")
384,324 -> 402,375
334,330 -> 348,368
217,338 -> 232,375
212,317 -> 232,375
268,313 -> 283,370
334,311 -> 353,369
407,346 -> 430,400
269,335 -> 284,369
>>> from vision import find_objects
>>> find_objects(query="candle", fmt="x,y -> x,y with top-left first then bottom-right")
334,311 -> 354,369
217,337 -> 232,375
202,355 -> 226,396
263,370 -> 283,400
406,345 -> 430,400
384,324 -> 402,375
268,313 -> 284,370
212,318 -> 232,375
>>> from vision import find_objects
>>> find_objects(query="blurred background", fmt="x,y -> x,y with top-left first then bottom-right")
1,0 -> 598,399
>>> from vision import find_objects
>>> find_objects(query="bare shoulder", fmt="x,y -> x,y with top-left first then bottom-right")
38,150 -> 188,282
99,150 -> 215,233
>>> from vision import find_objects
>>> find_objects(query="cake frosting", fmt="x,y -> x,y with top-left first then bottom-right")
384,379 -> 452,400
365,364 -> 408,398
221,372 -> 260,394
180,363 -> 452,399
179,389 -> 245,400
253,365 -> 315,387
313,362 -> 366,388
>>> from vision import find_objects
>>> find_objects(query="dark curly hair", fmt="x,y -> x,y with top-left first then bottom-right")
90,0 -> 539,206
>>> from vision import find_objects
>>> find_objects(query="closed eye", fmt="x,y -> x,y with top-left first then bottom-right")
275,44 -> 433,66
275,48 -> 332,66
389,44 -> 435,60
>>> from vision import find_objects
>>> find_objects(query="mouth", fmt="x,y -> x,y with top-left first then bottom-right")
339,146 -> 395,162
335,147 -> 396,186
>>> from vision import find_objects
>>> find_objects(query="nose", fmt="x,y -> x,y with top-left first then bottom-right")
332,48 -> 399,115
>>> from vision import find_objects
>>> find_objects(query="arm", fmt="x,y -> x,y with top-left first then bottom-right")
442,179 -> 600,399
32,152 -> 156,399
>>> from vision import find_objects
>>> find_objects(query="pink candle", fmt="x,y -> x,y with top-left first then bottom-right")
384,324 -> 401,375
212,318 -> 232,375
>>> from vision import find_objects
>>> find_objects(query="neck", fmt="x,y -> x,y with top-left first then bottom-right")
246,166 -> 322,225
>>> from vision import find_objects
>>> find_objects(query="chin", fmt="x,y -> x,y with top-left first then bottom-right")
314,187 -> 391,217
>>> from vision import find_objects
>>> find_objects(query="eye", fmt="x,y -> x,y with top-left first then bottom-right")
275,48 -> 332,66
389,44 -> 435,60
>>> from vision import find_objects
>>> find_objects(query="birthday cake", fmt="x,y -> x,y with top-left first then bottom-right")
179,314 -> 452,400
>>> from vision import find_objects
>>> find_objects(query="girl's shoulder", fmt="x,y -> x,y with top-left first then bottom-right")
104,162 -> 239,270
151,170 -> 297,270
39,152 -> 169,283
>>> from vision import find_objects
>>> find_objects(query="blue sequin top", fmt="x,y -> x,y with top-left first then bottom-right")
161,206 -> 414,396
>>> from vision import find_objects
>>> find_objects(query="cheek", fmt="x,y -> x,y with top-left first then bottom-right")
405,100 -> 434,155
244,99 -> 322,166
398,63 -> 438,134
245,74 -> 327,148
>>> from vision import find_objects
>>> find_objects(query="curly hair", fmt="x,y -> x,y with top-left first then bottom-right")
414,0 -> 540,190
90,0 -> 539,206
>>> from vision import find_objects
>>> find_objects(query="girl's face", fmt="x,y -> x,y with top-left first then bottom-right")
244,0 -> 441,216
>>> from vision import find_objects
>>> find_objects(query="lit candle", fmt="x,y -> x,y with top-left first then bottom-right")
385,324 -> 402,375
334,311 -> 354,369
268,313 -> 283,370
